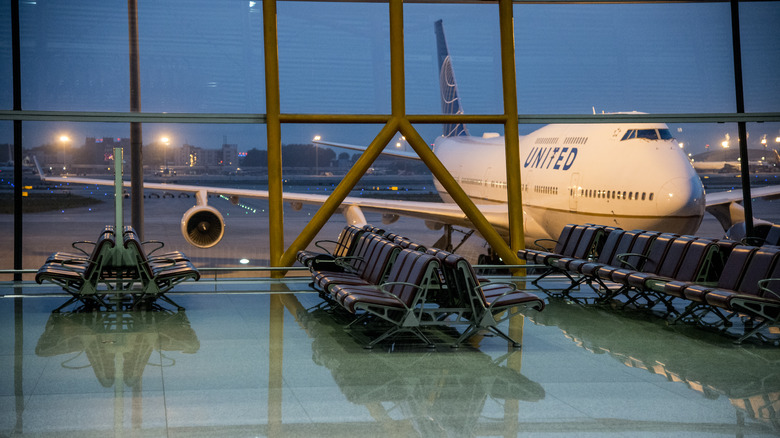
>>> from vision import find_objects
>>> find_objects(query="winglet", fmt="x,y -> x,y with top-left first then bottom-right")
33,155 -> 45,180
434,20 -> 469,138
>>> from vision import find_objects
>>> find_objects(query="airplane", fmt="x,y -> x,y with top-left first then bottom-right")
33,20 -> 780,253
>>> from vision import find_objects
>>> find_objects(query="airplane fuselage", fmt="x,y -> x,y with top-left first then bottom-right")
432,122 -> 706,244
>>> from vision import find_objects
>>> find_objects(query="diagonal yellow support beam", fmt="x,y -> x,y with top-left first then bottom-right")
279,120 -> 400,268
272,0 -> 522,269
398,120 -> 517,264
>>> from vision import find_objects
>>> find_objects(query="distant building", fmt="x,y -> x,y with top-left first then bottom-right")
85,137 -> 131,164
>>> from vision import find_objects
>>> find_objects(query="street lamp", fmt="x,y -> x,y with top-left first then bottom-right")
160,136 -> 170,173
58,134 -> 71,173
312,135 -> 321,176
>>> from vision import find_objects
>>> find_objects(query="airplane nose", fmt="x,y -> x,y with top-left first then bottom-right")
658,176 -> 706,218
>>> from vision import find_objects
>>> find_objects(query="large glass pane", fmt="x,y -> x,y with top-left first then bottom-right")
0,122 -> 12,275
0,1 -> 11,110
19,1 -> 129,112
139,0 -> 264,113
740,1 -> 780,113
277,1 -> 389,114
514,3 -> 735,115
405,4 -> 502,116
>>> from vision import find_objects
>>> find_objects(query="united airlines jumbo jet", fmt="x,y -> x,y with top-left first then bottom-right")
36,20 -> 779,249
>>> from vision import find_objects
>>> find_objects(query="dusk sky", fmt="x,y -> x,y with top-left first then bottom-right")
1,1 -> 778,155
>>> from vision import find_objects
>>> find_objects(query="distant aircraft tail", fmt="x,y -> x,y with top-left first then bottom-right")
434,20 -> 469,138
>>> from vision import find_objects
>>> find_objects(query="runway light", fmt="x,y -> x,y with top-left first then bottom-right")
239,258 -> 250,265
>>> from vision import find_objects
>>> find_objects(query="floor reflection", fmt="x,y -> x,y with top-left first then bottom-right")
529,298 -> 780,432
5,289 -> 780,437
285,295 -> 544,436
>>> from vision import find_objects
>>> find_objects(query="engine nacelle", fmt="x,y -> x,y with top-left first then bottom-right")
181,205 -> 225,248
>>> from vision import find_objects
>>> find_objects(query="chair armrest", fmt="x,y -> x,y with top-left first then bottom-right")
475,281 -> 518,310
70,240 -> 96,257
141,240 -> 165,256
334,256 -> 364,272
615,252 -> 646,271
376,281 -> 424,311
314,239 -> 340,255
532,238 -> 557,251
758,278 -> 780,300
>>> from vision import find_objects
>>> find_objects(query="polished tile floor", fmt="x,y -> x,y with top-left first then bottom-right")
2,278 -> 780,437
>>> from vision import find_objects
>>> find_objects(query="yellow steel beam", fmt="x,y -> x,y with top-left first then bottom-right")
499,0 -> 525,258
263,0 -> 284,275
389,0 -> 405,118
273,0 -> 522,269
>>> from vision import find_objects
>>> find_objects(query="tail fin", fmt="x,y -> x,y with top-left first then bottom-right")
434,20 -> 469,137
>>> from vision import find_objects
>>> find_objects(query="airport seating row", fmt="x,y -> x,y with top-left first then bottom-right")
36,226 -> 198,312
301,225 -> 544,349
36,226 -> 117,311
528,223 -> 780,343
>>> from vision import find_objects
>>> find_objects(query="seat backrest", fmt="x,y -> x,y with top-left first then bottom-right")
571,226 -> 604,259
356,239 -> 400,284
123,227 -> 153,276
383,249 -> 439,306
334,225 -> 364,258
630,234 -> 674,273
82,226 -> 116,278
596,229 -> 626,264
737,247 -> 780,296
341,233 -> 380,272
765,224 -> 780,247
561,225 -> 587,256
654,236 -> 694,277
717,245 -> 758,290
673,239 -> 717,282
606,230 -> 640,265
616,231 -> 658,269
552,224 -> 577,254
759,259 -> 780,299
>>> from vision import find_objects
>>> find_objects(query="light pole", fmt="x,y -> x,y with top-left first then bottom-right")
312,135 -> 321,176
160,136 -> 170,173
58,134 -> 70,174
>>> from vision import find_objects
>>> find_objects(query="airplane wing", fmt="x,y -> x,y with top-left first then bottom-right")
314,139 -> 422,160
704,184 -> 780,234
34,156 -> 507,244
704,184 -> 780,207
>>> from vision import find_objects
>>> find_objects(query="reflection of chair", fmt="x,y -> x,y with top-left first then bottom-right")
295,302 -> 545,437
35,309 -> 200,389
528,298 -> 780,431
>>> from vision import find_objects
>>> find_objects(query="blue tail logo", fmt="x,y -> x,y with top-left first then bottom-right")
435,20 -> 469,138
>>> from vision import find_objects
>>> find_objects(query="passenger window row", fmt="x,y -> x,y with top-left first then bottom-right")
564,136 -> 588,145
534,137 -> 559,145
570,187 -> 655,201
535,185 -> 558,195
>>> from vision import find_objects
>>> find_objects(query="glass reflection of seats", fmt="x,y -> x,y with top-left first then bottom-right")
529,298 -> 780,432
297,304 -> 544,436
35,308 -> 199,388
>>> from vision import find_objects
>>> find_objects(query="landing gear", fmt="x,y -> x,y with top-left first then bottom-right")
432,224 -> 474,252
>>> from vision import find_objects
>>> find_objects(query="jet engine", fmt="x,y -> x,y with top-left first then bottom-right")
180,191 -> 225,248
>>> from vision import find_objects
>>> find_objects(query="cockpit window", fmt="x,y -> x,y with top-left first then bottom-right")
636,129 -> 658,140
621,128 -> 675,141
658,129 -> 674,140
